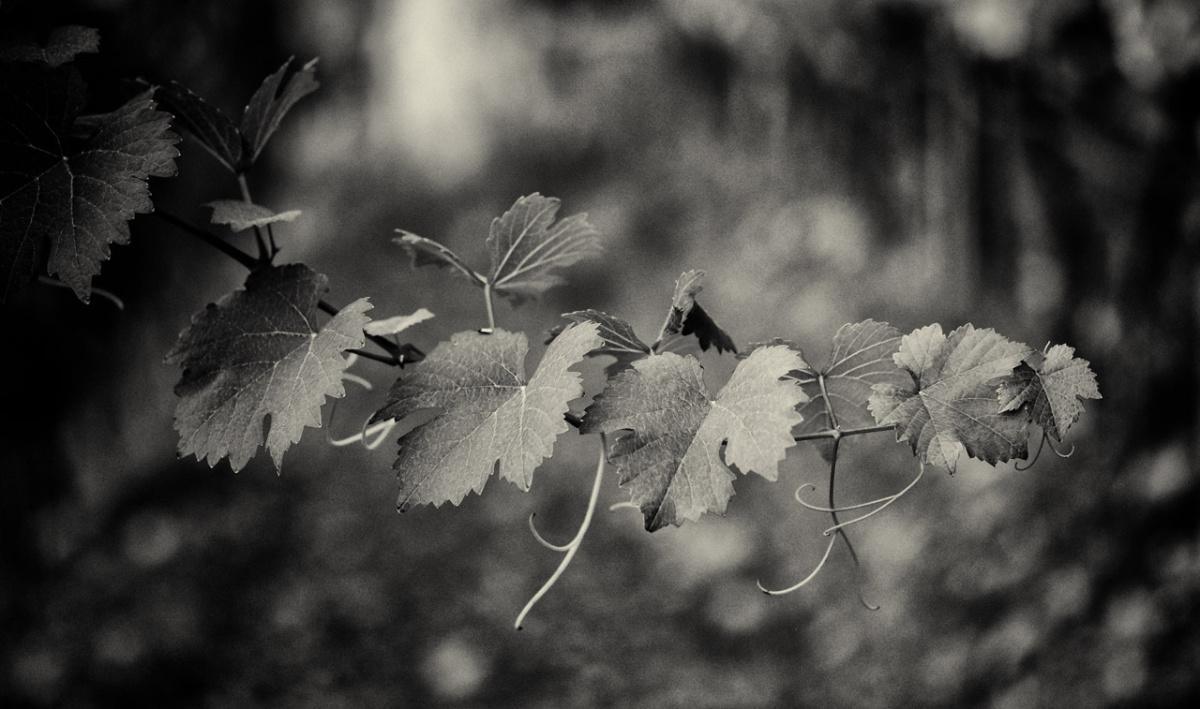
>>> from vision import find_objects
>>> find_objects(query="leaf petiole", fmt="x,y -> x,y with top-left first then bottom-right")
482,281 -> 497,333
237,174 -> 272,264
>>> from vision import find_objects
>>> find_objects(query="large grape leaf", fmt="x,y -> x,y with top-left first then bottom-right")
0,65 -> 179,302
868,324 -> 1032,472
996,344 -> 1101,441
156,57 -> 317,173
167,264 -> 370,472
581,345 -> 807,531
655,269 -> 736,354
793,319 -> 909,459
486,193 -> 602,303
371,322 -> 602,510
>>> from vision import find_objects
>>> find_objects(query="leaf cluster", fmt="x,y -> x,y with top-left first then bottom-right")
0,28 -> 1106,625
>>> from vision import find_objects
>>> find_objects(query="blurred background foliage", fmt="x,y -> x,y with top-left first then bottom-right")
1,0 -> 1198,706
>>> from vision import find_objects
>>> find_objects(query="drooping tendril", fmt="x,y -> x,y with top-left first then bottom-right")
821,463 -> 925,537
326,363 -> 396,449
757,533 -> 838,596
515,434 -> 608,630
38,275 -> 125,310
1015,433 -> 1045,471
527,513 -> 573,553
1046,435 -> 1075,458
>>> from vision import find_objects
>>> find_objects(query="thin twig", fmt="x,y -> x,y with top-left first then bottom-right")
347,347 -> 399,366
237,175 -> 271,263
792,423 -> 897,443
817,384 -> 878,611
155,210 -> 258,269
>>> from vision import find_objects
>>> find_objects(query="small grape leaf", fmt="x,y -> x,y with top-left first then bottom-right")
547,309 -> 651,375
0,26 -> 99,67
793,319 -> 910,459
371,322 -> 601,509
240,57 -> 319,164
156,81 -> 243,172
559,310 -> 648,356
868,324 -> 1032,472
581,345 -> 807,531
393,231 -> 485,285
207,200 -> 301,232
157,57 -> 316,173
363,307 -> 434,336
486,193 -> 602,303
167,264 -> 370,472
655,269 -> 736,354
0,72 -> 179,302
996,344 -> 1101,441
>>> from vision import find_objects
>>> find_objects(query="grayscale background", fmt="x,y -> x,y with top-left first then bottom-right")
2,0 -> 1197,706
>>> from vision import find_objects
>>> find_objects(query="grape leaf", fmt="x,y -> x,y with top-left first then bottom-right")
207,200 -> 301,232
0,26 -> 99,67
0,69 -> 179,302
240,57 -> 319,164
547,309 -> 651,376
393,231 -> 485,285
156,57 -> 317,173
167,264 -> 370,472
793,320 -> 910,459
486,193 -> 602,303
868,324 -> 1032,472
156,81 -> 243,172
581,346 -> 807,531
363,307 -> 434,337
371,322 -> 601,509
559,310 -> 648,357
655,269 -> 736,354
996,344 -> 1101,441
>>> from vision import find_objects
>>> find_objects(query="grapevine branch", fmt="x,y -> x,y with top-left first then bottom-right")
152,210 -> 421,367
757,376 -> 911,600
816,374 -> 878,611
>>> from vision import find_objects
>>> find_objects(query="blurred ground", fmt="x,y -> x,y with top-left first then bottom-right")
2,0 -> 1198,707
